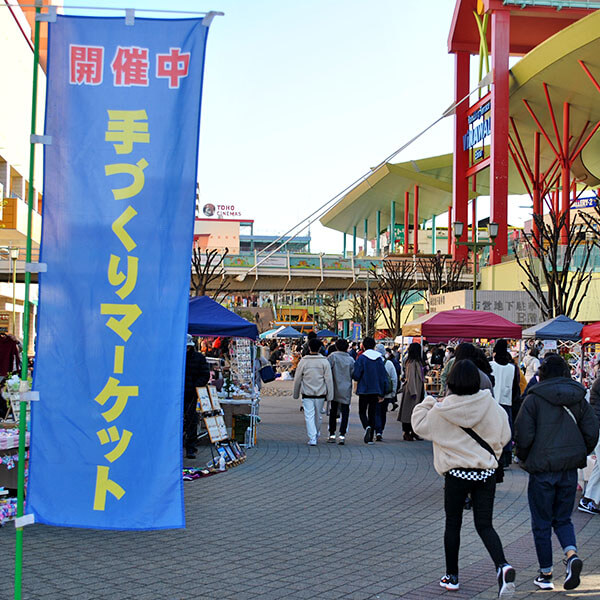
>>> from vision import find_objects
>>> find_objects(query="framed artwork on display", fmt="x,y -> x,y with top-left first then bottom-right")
203,416 -> 222,443
208,385 -> 221,411
215,414 -> 228,440
216,445 -> 232,463
197,387 -> 213,413
223,443 -> 237,462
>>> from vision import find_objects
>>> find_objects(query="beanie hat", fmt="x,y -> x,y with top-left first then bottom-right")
375,343 -> 386,357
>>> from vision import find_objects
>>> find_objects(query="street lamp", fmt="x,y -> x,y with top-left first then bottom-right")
9,247 -> 19,336
453,222 -> 498,309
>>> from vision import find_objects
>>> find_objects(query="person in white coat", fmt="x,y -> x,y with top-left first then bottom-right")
374,343 -> 398,441
293,337 -> 334,445
412,359 -> 515,597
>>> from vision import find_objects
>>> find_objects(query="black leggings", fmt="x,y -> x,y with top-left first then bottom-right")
444,472 -> 507,575
329,401 -> 350,435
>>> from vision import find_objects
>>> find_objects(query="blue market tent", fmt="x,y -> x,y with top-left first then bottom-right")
317,329 -> 337,338
188,296 -> 258,339
270,325 -> 303,339
522,315 -> 582,341
260,328 -> 279,339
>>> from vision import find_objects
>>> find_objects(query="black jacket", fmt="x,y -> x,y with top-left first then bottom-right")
589,377 -> 600,426
184,349 -> 210,392
514,377 -> 599,473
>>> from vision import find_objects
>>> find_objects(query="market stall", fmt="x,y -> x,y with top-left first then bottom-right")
402,308 -> 522,342
188,296 -> 260,450
580,322 -> 600,388
267,325 -> 303,339
402,309 -> 522,395
522,315 -> 583,381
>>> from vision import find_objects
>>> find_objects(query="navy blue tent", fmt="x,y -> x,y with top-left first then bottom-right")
317,329 -> 337,338
270,325 -> 303,338
522,315 -> 582,341
188,296 -> 258,339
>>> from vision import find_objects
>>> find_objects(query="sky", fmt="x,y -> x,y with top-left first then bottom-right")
63,0 -> 532,254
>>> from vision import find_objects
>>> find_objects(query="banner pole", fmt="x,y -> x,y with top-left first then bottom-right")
14,4 -> 41,599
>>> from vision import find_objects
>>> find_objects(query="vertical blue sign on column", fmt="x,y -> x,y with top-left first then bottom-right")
27,15 -> 211,529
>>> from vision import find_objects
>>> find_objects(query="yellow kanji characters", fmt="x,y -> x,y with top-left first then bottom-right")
96,426 -> 133,463
101,303 -> 142,342
105,158 -> 148,200
108,254 -> 138,300
93,465 -> 125,511
94,376 -> 139,422
105,109 -> 149,155
112,206 -> 138,251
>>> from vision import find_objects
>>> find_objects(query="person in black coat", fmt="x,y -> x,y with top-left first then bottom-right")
184,334 -> 210,459
514,354 -> 599,592
578,375 -> 600,515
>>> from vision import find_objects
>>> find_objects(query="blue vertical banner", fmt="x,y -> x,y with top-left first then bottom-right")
27,15 -> 211,529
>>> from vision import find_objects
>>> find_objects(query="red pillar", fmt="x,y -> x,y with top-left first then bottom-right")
404,190 -> 410,254
413,185 -> 419,255
561,102 -> 570,244
453,52 -> 470,260
490,9 -> 510,264
532,132 -> 541,249
552,189 -> 559,215
447,205 -> 452,254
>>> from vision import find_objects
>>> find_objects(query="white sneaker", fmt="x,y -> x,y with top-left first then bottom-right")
307,439 -> 317,446
327,435 -> 336,443
338,436 -> 345,445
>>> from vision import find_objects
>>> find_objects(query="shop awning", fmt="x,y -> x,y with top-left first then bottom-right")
188,296 -> 258,339
402,308 -> 522,342
522,315 -> 583,341
582,322 -> 600,344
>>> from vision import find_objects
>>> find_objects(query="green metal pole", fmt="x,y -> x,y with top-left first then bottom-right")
390,201 -> 396,253
432,215 -> 436,253
376,210 -> 381,256
342,232 -> 346,258
363,218 -> 368,257
352,226 -> 356,257
15,5 -> 40,599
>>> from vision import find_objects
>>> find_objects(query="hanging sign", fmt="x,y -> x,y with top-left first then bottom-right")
464,99 -> 491,152
28,15 -> 211,530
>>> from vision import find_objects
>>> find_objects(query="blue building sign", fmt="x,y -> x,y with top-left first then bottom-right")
463,100 -> 491,151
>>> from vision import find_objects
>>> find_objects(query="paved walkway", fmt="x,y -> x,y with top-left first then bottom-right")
2,381 -> 600,599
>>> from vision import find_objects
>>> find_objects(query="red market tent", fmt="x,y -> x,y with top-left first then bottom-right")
581,322 -> 600,344
402,309 -> 522,342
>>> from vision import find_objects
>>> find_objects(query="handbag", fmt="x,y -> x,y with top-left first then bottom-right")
461,427 -> 504,484
259,364 -> 276,383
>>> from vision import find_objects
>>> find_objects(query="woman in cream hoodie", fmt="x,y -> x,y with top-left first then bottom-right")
412,359 -> 515,598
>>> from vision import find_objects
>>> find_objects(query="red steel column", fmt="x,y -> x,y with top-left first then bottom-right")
561,102 -> 570,244
447,205 -> 452,254
453,51 -> 470,260
532,131 -> 541,249
413,185 -> 419,255
490,9 -> 510,264
404,190 -> 410,253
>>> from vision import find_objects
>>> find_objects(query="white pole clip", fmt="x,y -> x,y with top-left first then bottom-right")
202,11 -> 224,27
14,514 -> 35,529
30,135 -> 52,145
21,391 -> 40,402
25,262 -> 48,273
125,9 -> 135,26
36,6 -> 57,22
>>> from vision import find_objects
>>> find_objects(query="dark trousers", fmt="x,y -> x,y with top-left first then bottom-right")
329,401 -> 350,435
375,399 -> 390,434
183,389 -> 199,453
528,470 -> 578,571
402,422 -> 415,435
499,404 -> 513,467
444,473 -> 507,575
358,394 -> 378,430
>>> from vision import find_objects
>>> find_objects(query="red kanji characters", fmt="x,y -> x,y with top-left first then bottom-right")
70,45 -> 104,85
156,48 -> 190,89
111,46 -> 150,87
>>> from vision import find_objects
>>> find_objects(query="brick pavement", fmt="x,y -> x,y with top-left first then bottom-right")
1,380 -> 600,599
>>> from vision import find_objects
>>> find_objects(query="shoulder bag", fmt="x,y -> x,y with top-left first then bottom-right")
461,427 -> 504,484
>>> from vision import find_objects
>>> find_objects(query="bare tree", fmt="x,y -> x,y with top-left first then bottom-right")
320,294 -> 342,331
349,289 -> 381,338
369,259 -> 421,338
418,253 -> 469,310
190,247 -> 230,302
514,208 -> 600,320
